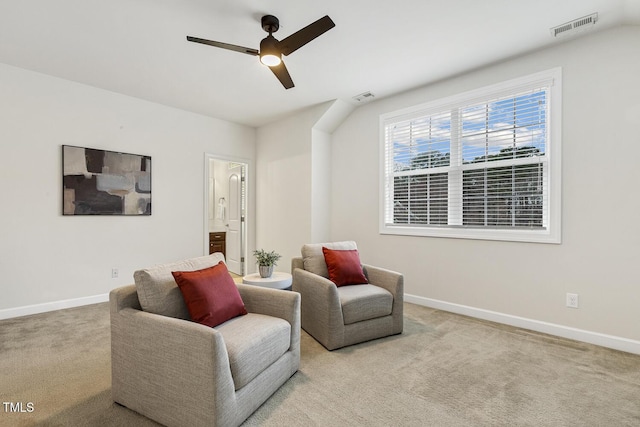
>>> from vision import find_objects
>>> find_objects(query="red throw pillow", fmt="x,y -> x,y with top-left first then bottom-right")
172,261 -> 247,328
322,247 -> 368,287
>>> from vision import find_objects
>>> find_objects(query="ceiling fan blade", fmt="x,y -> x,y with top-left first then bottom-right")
268,61 -> 294,89
186,36 -> 259,56
278,15 -> 335,56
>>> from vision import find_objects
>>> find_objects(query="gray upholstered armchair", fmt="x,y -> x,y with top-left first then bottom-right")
291,241 -> 403,350
110,253 -> 300,427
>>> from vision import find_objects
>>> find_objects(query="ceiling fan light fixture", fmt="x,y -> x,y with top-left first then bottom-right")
260,53 -> 281,67
260,35 -> 281,67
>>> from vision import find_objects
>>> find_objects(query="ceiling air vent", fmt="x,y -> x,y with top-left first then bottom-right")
550,13 -> 598,38
352,91 -> 375,103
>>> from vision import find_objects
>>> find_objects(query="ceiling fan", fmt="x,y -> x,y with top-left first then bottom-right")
187,14 -> 335,89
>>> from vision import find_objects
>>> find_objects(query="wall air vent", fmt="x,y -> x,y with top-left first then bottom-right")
550,13 -> 598,38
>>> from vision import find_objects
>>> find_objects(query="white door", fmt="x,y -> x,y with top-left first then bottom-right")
226,172 -> 242,274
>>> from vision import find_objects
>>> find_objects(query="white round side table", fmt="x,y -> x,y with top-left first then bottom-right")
242,272 -> 293,290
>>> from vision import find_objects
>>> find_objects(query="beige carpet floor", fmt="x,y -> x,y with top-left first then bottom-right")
1,301 -> 639,426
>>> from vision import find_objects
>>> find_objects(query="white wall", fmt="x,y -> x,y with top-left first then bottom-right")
330,26 -> 640,347
254,99 -> 354,269
255,103 -> 333,270
0,63 -> 255,316
311,128 -> 331,242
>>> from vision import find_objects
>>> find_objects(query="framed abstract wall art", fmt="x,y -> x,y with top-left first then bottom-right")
62,145 -> 151,215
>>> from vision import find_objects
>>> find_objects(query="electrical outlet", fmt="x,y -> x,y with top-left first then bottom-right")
111,268 -> 119,279
566,293 -> 579,308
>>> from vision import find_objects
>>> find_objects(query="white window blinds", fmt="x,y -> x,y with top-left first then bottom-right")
380,69 -> 561,243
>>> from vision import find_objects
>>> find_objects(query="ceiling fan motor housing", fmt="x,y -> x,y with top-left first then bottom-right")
259,35 -> 281,66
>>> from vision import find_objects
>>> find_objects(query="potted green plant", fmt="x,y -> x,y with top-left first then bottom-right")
253,249 -> 282,278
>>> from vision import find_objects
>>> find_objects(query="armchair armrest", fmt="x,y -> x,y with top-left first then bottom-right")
362,263 -> 404,334
110,284 -> 142,311
237,284 -> 299,326
292,268 -> 342,319
292,268 -> 345,347
362,264 -> 404,299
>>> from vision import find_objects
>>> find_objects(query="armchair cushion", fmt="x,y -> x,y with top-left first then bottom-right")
134,253 -> 226,319
301,241 -> 357,278
172,261 -> 247,328
217,313 -> 291,390
322,247 -> 368,286
338,284 -> 393,325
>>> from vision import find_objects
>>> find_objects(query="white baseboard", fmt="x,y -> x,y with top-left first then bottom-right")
0,294 -> 109,320
406,294 -> 640,356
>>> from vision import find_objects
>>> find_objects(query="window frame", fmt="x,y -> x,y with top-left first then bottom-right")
379,68 -> 562,244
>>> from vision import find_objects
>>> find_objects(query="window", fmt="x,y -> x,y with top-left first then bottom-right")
380,69 -> 561,243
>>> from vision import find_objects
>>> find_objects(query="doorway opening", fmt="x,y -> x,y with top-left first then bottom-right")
204,154 -> 248,276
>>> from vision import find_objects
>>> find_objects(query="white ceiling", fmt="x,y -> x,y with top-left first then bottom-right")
1,1 -> 638,127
